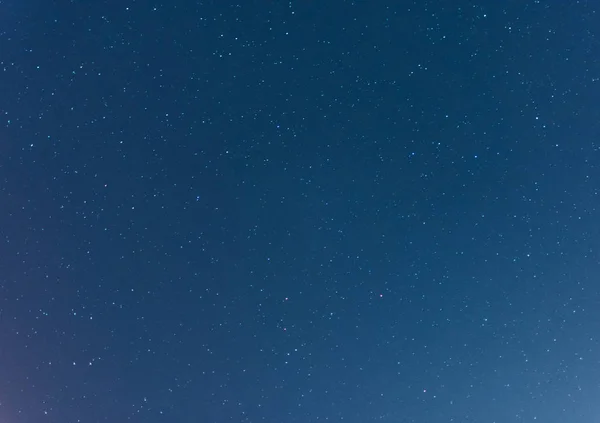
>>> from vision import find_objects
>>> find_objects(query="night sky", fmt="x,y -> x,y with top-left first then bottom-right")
1,1 -> 600,422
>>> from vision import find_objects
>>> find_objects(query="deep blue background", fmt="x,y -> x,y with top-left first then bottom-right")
1,1 -> 600,422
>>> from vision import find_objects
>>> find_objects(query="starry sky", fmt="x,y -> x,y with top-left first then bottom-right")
1,1 -> 600,422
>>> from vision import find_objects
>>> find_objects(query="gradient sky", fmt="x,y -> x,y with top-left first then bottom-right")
1,1 -> 600,422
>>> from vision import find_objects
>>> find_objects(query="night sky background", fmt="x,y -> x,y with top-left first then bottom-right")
1,1 -> 600,422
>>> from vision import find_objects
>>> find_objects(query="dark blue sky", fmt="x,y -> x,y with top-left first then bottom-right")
1,1 -> 600,422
